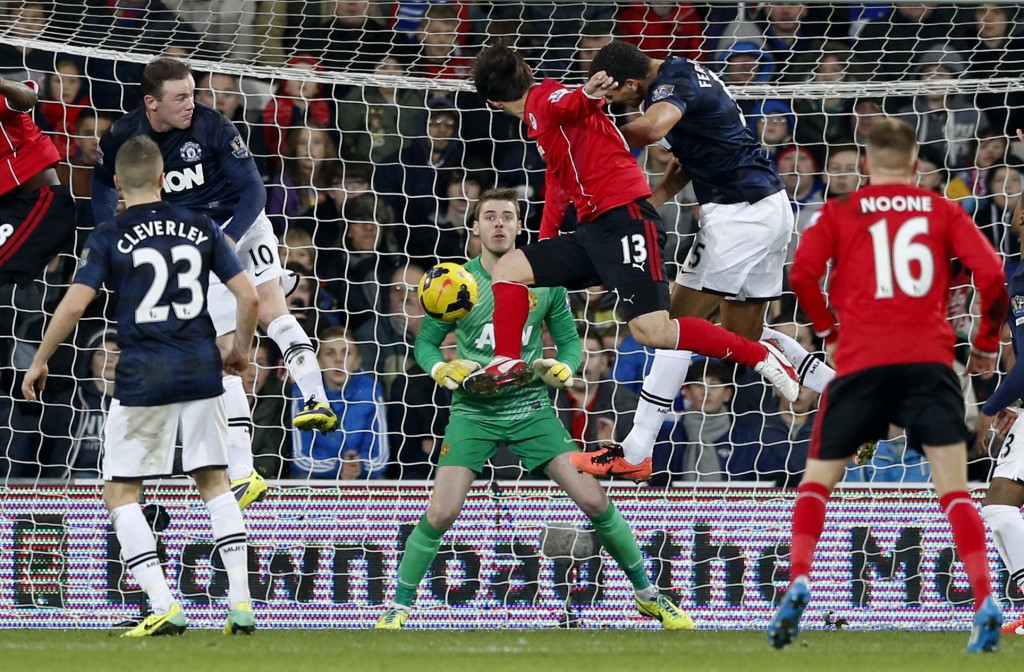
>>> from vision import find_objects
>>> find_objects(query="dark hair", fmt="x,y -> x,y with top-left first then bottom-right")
472,43 -> 533,103
588,40 -> 650,82
686,359 -> 734,386
141,57 -> 192,98
115,135 -> 163,192
474,187 -> 520,220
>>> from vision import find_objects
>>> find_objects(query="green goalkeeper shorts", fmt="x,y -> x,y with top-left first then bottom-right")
438,407 -> 577,476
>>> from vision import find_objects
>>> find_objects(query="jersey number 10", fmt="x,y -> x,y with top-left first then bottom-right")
867,216 -> 935,299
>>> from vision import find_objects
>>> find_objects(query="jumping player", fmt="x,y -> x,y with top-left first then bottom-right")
0,76 -> 76,285
92,58 -> 335,508
23,135 -> 258,636
376,188 -> 692,629
769,118 -> 1006,652
573,40 -> 836,481
465,44 -> 799,423
976,128 -> 1024,638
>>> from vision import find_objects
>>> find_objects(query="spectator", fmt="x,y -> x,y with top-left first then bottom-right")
406,169 -> 483,264
319,194 -> 403,334
0,2 -> 57,78
293,0 -> 407,74
165,0 -> 265,62
975,163 -> 1024,272
792,41 -> 855,151
244,339 -> 290,479
822,144 -> 862,201
852,3 -> 960,81
756,2 -> 830,82
286,264 -> 343,338
42,327 -> 118,478
916,144 -> 970,204
895,45 -> 988,171
260,56 -> 332,168
555,332 -> 638,450
279,227 -> 317,272
957,130 -> 1010,215
374,96 -> 464,229
34,59 -> 91,160
845,435 -> 932,484
266,123 -> 338,234
55,110 -> 115,231
570,286 -> 621,341
358,262 -> 427,397
654,359 -> 735,482
616,2 -> 704,61
290,326 -> 389,480
731,385 -> 819,487
850,98 -> 885,149
535,20 -> 616,84
335,55 -> 427,164
954,2 -> 1024,135
409,4 -> 470,79
717,42 -> 774,106
748,99 -> 794,162
776,145 -> 824,233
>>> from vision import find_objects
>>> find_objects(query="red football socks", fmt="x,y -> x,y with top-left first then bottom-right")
789,481 -> 831,581
940,491 -> 993,609
492,281 -> 529,359
675,317 -> 767,367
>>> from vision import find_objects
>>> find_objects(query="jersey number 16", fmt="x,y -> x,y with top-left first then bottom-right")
868,216 -> 935,299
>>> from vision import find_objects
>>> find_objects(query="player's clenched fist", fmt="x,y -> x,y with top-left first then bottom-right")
533,358 -> 573,389
431,360 -> 481,390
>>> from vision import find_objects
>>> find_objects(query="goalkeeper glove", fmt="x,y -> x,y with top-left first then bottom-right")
533,358 -> 573,389
431,359 -> 481,390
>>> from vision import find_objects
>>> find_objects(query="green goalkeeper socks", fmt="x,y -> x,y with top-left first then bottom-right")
590,502 -> 652,592
394,515 -> 446,607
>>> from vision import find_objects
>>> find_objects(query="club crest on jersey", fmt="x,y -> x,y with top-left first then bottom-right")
180,141 -> 202,163
548,88 -> 570,103
651,84 -> 675,102
230,135 -> 251,159
440,443 -> 451,457
528,291 -> 539,312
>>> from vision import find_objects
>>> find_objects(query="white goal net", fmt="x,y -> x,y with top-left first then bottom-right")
1,0 -> 1024,630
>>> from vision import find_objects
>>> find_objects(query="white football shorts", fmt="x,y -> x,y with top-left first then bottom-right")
103,397 -> 229,480
208,210 -> 288,337
677,188 -> 794,301
993,410 -> 1024,483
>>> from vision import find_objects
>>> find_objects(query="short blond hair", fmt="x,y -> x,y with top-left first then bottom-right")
115,135 -> 163,192
866,117 -> 918,173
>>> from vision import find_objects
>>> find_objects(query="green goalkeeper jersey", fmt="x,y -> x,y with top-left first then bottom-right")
414,256 -> 582,422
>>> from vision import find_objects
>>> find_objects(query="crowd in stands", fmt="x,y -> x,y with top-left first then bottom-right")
2,1 -> 1024,486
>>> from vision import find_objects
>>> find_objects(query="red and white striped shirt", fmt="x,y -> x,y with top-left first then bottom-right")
524,79 -> 651,239
0,84 -> 60,196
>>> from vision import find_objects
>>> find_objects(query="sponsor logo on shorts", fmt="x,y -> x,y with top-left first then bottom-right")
0,222 -> 13,247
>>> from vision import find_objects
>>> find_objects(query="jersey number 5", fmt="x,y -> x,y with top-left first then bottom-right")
132,245 -> 204,323
868,216 -> 935,299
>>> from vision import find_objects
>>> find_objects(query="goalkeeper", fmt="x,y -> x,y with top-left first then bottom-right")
376,188 -> 692,630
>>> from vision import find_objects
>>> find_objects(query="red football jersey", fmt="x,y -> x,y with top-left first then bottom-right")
0,84 -> 60,196
791,183 -> 1007,376
524,79 -> 651,239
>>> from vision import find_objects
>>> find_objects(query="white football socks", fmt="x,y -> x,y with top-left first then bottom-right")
110,502 -> 175,614
621,349 -> 692,465
761,327 -> 835,394
982,504 -> 1024,592
206,491 -> 251,609
266,314 -> 327,404
223,374 -> 255,482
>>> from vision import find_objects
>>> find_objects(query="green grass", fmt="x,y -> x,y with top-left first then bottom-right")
2,629 -> 1023,672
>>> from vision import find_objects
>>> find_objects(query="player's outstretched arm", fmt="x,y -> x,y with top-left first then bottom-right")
222,271 -> 259,376
0,77 -> 38,112
649,158 -> 691,208
22,284 -> 97,401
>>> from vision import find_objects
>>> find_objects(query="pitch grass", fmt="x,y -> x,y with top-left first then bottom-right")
2,629 -> 1023,672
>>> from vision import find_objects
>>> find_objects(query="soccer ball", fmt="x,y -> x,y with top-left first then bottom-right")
418,262 -> 478,322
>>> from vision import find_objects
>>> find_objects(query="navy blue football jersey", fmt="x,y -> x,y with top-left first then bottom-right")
92,104 -> 265,241
75,201 -> 244,407
983,263 -> 1024,414
646,57 -> 784,205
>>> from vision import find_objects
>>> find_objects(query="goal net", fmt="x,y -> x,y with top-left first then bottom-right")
1,0 -> 1023,630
